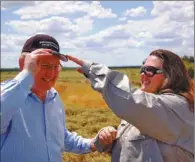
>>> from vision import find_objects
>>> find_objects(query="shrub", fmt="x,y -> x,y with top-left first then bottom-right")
188,67 -> 194,78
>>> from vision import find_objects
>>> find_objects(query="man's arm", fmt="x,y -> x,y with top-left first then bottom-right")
0,49 -> 53,134
63,127 -> 94,154
0,70 -> 34,134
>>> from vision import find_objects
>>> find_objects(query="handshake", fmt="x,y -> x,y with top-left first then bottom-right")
92,126 -> 118,152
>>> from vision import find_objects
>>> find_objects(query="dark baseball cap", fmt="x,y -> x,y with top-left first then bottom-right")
22,34 -> 68,62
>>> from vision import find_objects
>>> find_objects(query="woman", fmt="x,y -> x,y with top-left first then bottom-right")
67,49 -> 194,162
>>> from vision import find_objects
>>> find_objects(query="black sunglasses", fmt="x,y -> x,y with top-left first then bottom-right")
140,66 -> 163,77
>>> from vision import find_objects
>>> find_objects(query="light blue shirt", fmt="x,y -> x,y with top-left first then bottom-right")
0,70 -> 92,162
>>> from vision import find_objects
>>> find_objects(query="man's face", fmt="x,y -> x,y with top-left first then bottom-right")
32,54 -> 61,92
140,55 -> 166,93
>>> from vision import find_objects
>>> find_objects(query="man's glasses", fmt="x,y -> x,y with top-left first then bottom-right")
140,66 -> 163,77
40,64 -> 62,71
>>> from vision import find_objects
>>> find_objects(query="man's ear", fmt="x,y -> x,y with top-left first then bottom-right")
19,55 -> 25,71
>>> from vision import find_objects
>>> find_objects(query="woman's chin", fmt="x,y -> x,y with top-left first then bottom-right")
141,85 -> 147,91
141,86 -> 151,93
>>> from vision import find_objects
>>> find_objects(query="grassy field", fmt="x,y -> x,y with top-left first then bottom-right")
1,63 -> 194,161
0,67 -> 140,162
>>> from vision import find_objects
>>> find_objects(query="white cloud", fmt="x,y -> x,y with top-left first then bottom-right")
87,1 -> 117,19
1,52 -> 19,68
5,10 -> 193,56
13,1 -> 117,20
151,1 -> 194,22
1,7 -> 6,11
5,16 -> 93,36
118,17 -> 127,22
1,1 -> 35,10
73,16 -> 94,34
138,32 -> 152,38
149,1 -> 194,55
1,34 -> 28,52
123,6 -> 147,17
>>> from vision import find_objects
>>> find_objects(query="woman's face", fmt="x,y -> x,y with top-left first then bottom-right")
140,55 -> 166,93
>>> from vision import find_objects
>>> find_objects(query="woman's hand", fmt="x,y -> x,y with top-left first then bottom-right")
98,126 -> 117,145
66,55 -> 84,74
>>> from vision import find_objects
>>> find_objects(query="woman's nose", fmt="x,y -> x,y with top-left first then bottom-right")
140,72 -> 149,80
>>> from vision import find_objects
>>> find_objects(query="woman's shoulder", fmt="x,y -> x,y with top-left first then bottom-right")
157,93 -> 193,118
158,93 -> 189,105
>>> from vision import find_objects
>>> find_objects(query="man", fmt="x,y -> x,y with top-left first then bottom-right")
0,34 -> 96,162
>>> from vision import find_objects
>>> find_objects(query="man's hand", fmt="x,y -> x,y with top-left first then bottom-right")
23,49 -> 53,75
98,126 -> 117,145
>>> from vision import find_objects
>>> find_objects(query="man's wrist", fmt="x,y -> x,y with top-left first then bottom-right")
90,138 -> 97,152
14,70 -> 34,90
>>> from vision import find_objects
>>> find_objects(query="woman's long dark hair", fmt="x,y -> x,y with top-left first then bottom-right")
149,49 -> 194,112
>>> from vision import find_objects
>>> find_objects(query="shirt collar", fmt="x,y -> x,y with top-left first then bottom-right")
47,88 -> 58,100
28,88 -> 58,103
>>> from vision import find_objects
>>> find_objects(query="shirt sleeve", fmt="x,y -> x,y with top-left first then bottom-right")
63,127 -> 92,154
80,61 -> 193,145
0,70 -> 34,134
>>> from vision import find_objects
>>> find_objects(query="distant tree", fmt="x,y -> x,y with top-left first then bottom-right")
189,56 -> 194,63
182,55 -> 189,61
181,55 -> 194,78
188,67 -> 194,78
182,55 -> 194,63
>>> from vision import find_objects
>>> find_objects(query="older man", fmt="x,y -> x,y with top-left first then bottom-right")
1,34 -> 96,162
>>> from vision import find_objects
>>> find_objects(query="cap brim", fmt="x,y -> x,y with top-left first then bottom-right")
51,51 -> 68,62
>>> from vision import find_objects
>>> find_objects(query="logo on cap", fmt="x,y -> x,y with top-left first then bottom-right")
39,41 -> 59,51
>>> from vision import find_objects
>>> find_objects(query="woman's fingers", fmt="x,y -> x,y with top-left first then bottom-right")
77,68 -> 83,74
66,55 -> 84,66
99,130 -> 112,144
108,127 -> 117,140
98,127 -> 118,145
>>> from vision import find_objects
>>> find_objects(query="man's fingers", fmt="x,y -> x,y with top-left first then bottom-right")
30,48 -> 52,55
67,55 -> 84,66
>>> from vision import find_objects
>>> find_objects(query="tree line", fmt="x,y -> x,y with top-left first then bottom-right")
182,55 -> 194,63
0,56 -> 194,78
182,55 -> 194,78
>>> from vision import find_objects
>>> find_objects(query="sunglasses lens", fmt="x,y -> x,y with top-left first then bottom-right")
145,71 -> 153,77
140,66 -> 155,77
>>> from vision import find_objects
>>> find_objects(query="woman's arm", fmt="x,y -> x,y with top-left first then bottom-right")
80,61 -> 192,145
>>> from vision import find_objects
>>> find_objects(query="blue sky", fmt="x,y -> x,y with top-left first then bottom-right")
1,1 -> 194,68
